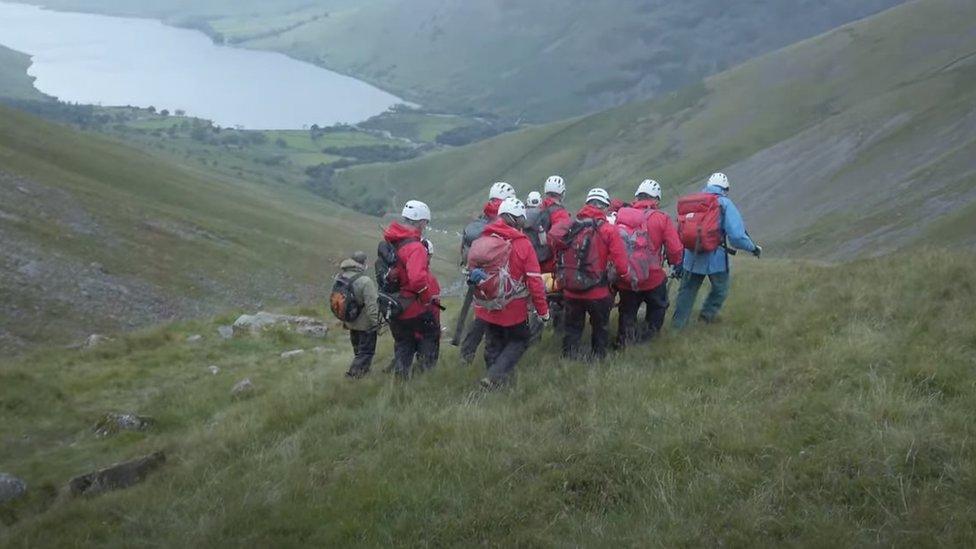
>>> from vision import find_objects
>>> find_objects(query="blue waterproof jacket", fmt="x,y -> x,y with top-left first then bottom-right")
683,185 -> 757,275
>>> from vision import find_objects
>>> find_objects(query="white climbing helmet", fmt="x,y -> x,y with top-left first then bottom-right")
635,179 -> 662,199
526,191 -> 542,207
498,196 -> 527,219
708,172 -> 730,190
586,188 -> 611,206
544,175 -> 566,195
489,181 -> 516,201
401,200 -> 431,221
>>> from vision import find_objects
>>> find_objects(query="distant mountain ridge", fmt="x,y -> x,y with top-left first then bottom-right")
29,0 -> 905,120
333,0 -> 976,257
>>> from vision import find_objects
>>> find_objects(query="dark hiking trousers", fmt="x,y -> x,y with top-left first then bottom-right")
562,296 -> 614,361
460,317 -> 487,364
617,282 -> 669,347
347,329 -> 377,376
547,293 -> 565,334
390,312 -> 439,379
484,320 -> 532,385
672,271 -> 731,329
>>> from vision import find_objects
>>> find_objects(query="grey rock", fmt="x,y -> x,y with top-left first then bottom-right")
0,473 -> 27,503
311,346 -> 333,354
67,451 -> 166,497
295,324 -> 328,338
217,325 -> 234,339
232,312 -> 328,338
84,334 -> 112,348
280,349 -> 305,359
186,334 -> 203,343
17,260 -> 42,279
93,413 -> 154,438
208,365 -> 220,375
231,378 -> 254,399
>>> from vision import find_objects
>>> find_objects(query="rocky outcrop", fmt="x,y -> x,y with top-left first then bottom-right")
231,378 -> 254,399
84,334 -> 112,348
67,452 -> 166,497
93,413 -> 154,438
232,312 -> 328,338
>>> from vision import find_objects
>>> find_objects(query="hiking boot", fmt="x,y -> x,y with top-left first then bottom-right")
345,369 -> 367,380
699,314 -> 720,324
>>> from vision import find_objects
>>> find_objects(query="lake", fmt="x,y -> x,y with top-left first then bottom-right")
0,2 -> 403,129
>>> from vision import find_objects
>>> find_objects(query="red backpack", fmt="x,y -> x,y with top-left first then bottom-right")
615,208 -> 664,285
677,193 -> 722,252
555,219 -> 607,292
467,234 -> 527,310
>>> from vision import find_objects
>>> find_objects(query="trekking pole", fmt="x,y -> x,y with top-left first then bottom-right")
450,283 -> 475,347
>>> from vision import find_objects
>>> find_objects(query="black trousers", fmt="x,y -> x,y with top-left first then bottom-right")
390,312 -> 439,379
547,293 -> 565,333
347,330 -> 378,376
484,321 -> 532,384
562,296 -> 614,361
460,317 -> 487,364
616,281 -> 669,347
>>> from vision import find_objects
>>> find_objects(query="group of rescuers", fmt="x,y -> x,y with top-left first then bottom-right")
330,173 -> 761,389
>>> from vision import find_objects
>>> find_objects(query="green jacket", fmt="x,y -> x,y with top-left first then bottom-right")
338,259 -> 380,332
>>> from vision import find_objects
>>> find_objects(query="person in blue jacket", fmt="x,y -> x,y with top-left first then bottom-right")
672,173 -> 762,328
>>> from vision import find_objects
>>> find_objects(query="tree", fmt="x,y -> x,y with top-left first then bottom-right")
160,109 -> 170,117
174,109 -> 186,117
147,106 -> 156,114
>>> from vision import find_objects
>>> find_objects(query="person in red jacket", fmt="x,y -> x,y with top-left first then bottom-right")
560,188 -> 633,361
383,200 -> 439,379
538,176 -> 572,274
537,176 -> 572,332
460,181 -> 517,365
615,179 -> 684,347
473,197 -> 550,389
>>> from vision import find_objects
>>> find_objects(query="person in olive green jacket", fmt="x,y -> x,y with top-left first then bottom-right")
340,251 -> 380,378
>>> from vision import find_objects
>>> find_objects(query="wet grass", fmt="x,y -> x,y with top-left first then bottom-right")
2,252 -> 975,545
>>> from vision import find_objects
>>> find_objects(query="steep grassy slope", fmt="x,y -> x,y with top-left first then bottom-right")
0,106 -> 403,352
2,252 -> 975,545
29,0 -> 904,120
334,0 -> 976,257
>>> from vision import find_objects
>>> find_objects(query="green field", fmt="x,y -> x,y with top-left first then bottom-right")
2,252 -> 975,545
0,45 -> 47,101
332,0 -> 976,256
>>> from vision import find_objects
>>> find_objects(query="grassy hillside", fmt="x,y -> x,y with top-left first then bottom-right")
334,0 -> 976,257
0,106 -> 452,353
2,251 -> 975,545
29,0 -> 904,120
0,45 -> 47,101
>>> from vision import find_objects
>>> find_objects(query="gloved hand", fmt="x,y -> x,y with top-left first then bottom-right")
469,268 -> 489,284
752,245 -> 763,258
540,312 -> 551,323
670,264 -> 684,279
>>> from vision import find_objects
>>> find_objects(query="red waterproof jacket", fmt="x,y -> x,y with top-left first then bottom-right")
616,199 -> 684,291
474,219 -> 550,327
539,196 -> 572,274
564,205 -> 631,300
383,222 -> 435,320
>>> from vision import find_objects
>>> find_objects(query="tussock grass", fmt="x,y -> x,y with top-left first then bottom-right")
2,252 -> 975,545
